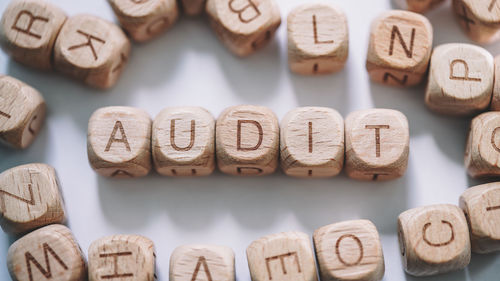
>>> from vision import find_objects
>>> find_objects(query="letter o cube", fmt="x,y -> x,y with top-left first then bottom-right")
216,105 -> 279,176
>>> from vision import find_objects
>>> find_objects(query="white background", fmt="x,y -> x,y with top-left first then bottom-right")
0,0 -> 500,280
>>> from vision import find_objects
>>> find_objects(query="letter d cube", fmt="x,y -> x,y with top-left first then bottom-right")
216,105 -> 279,176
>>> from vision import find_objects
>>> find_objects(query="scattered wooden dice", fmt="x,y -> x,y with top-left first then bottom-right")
107,0 -> 179,42
7,224 -> 87,281
425,43 -> 494,116
0,75 -> 45,149
394,0 -> 446,14
152,107 -> 215,177
0,0 -> 67,70
345,109 -> 409,181
453,0 -> 500,44
54,15 -> 131,89
280,107 -> 344,178
366,10 -> 433,87
170,244 -> 235,281
287,3 -> 348,75
216,105 -> 279,176
465,112 -> 500,178
0,163 -> 65,234
314,220 -> 385,281
460,182 -> 500,253
88,235 -> 156,281
87,106 -> 152,178
247,231 -> 318,281
206,0 -> 281,56
398,204 -> 471,276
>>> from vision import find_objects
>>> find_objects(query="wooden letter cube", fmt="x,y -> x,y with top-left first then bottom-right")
0,0 -> 67,70
247,232 -> 318,281
465,112 -> 500,178
88,106 -> 152,178
152,107 -> 215,177
460,182 -> 500,253
0,75 -> 45,149
345,109 -> 409,181
206,0 -> 281,56
280,107 -> 344,178
89,235 -> 155,281
425,43 -> 494,116
170,244 -> 235,281
7,224 -> 87,281
398,204 -> 471,276
313,220 -> 385,281
108,0 -> 178,42
54,15 -> 131,89
216,105 -> 279,176
181,0 -> 206,16
453,0 -> 500,44
287,3 -> 348,75
366,10 -> 432,87
0,163 -> 65,234
394,0 -> 446,14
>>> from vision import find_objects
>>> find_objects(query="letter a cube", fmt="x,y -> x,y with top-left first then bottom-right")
88,106 -> 152,178
216,105 -> 279,176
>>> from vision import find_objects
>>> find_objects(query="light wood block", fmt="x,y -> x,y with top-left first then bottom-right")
453,0 -> 500,44
345,109 -> 409,181
280,107 -> 344,178
313,220 -> 385,281
181,0 -> 206,16
0,75 -> 45,149
54,14 -> 131,89
398,204 -> 471,277
287,3 -> 348,75
0,163 -> 65,234
491,55 -> 500,110
7,224 -> 87,281
394,0 -> 446,14
460,182 -> 500,253
206,0 -> 281,56
0,0 -> 67,70
465,112 -> 500,178
108,0 -> 178,42
216,105 -> 279,176
366,10 -> 433,87
152,107 -> 215,177
247,232 -> 318,281
170,244 -> 235,281
89,235 -> 156,281
425,43 -> 494,116
88,106 -> 152,178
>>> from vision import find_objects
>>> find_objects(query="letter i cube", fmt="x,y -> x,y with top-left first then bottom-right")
87,106 -> 152,178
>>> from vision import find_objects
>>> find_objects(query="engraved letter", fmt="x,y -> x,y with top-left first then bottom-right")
190,256 -> 213,281
308,122 -> 313,153
389,26 -> 415,58
0,110 -> 11,119
486,205 -> 500,211
170,119 -> 195,151
0,183 -> 35,213
110,170 -> 133,178
265,252 -> 301,280
228,0 -> 261,23
491,127 -> 500,153
68,30 -> 105,61
99,252 -> 134,279
105,121 -> 131,152
313,15 -> 333,44
449,59 -> 481,82
237,120 -> 263,151
11,10 -> 49,39
237,167 -> 263,175
365,125 -> 390,157
25,243 -> 68,281
423,220 -> 455,247
335,234 -> 363,266
383,72 -> 408,85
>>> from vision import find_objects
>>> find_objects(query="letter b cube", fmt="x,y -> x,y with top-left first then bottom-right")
216,105 -> 279,176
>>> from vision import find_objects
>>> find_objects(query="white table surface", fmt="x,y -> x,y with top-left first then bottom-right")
1,0 -> 500,280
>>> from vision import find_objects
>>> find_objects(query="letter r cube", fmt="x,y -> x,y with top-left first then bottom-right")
216,105 -> 279,176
